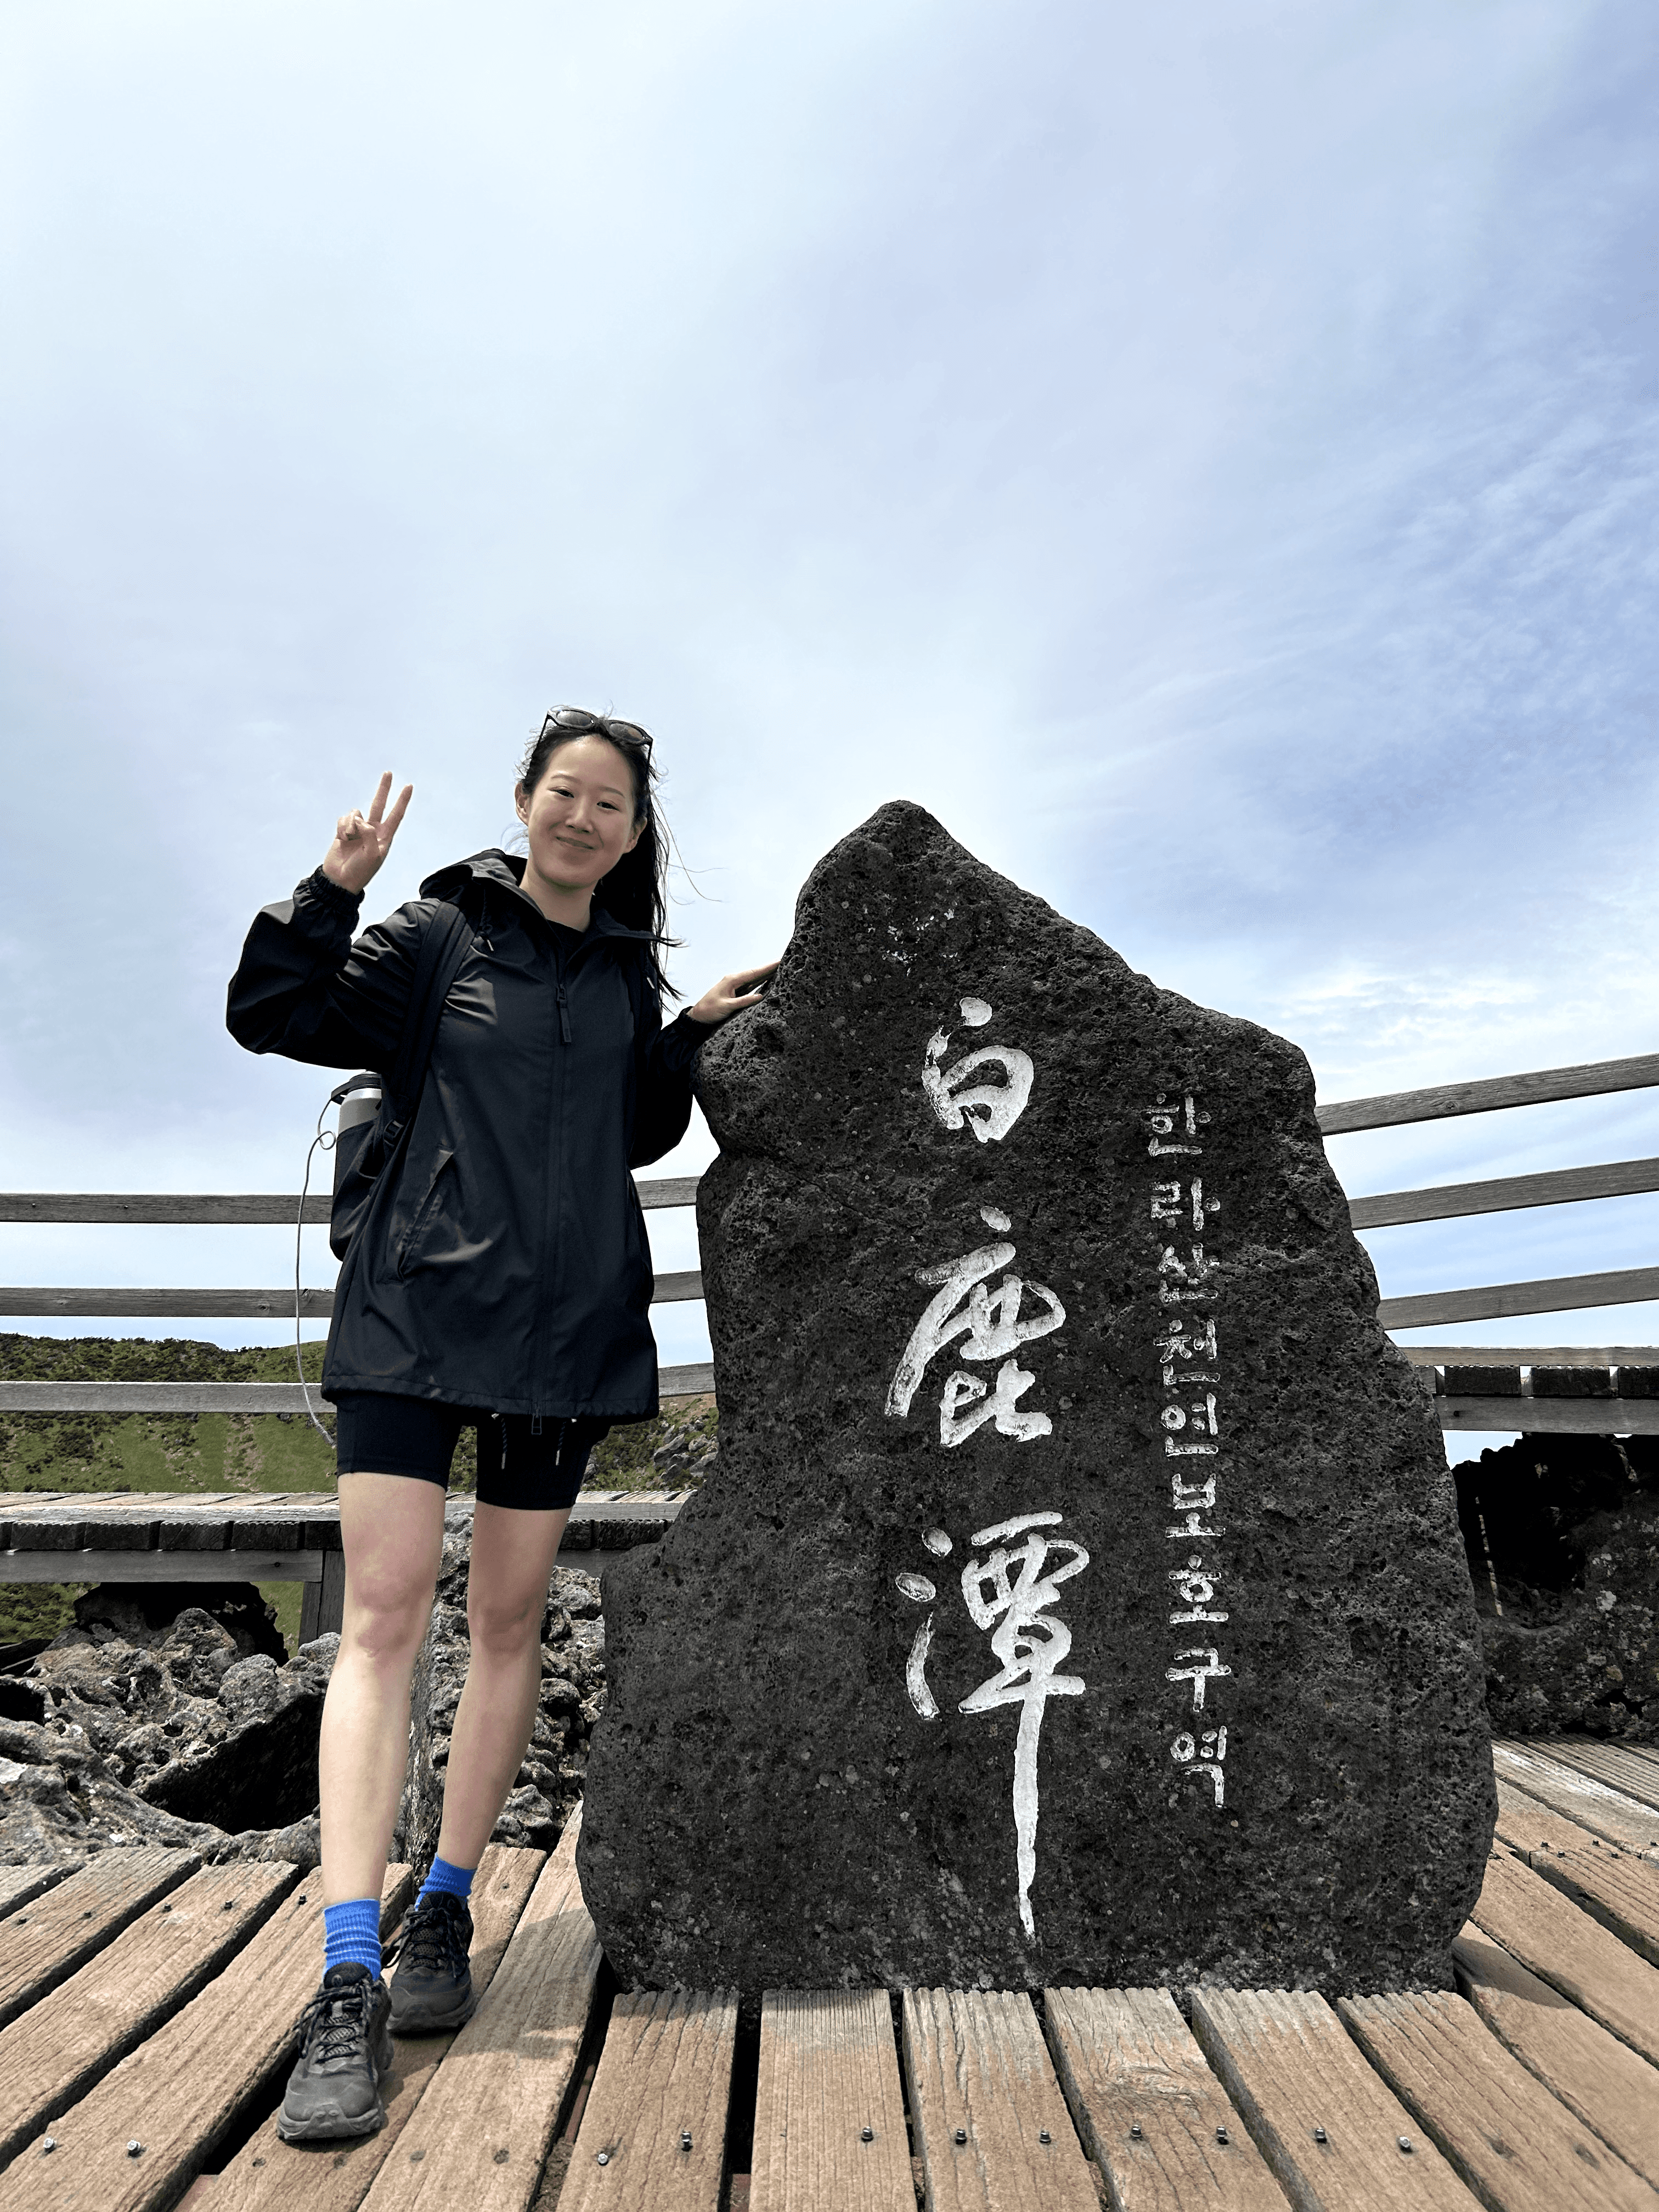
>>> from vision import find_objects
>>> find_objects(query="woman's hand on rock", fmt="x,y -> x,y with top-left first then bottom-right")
321,772 -> 413,894
685,960 -> 780,1026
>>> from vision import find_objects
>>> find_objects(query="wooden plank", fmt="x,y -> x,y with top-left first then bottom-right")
0,1848 -> 200,2031
1525,1840 -> 1659,1966
749,1989 -> 912,2212
1469,1848 -> 1659,2066
0,1864 -> 414,2212
900,1988 -> 1098,2212
1398,1346 -> 1659,1367
0,1274 -> 703,1319
529,1987 -> 735,2212
359,1815 -> 601,2212
0,1497 -> 162,1554
212,1843 -> 546,2212
151,1498 -> 245,1554
1455,1922 -> 1659,2190
1316,1052 -> 1659,1135
1438,1397 -> 1659,1434
0,1859 -> 297,2165
1379,1266 -> 1659,1331
0,1550 -> 323,1585
0,1174 -> 699,1226
1493,1776 -> 1611,1858
1186,1987 -> 1480,2211
0,1291 -> 338,1319
0,1197 -> 335,1226
1533,1740 -> 1659,1814
1043,1985 -> 1288,2211
1350,1155 -> 1659,1229
0,1370 -> 715,1412
0,1869 -> 70,1922
636,1175 -> 702,1211
1494,1743 -> 1659,1861
1337,1989 -> 1656,2212
0,1384 -> 323,1414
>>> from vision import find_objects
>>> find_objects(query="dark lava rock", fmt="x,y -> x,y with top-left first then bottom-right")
72,1581 -> 287,1664
1,1602 -> 337,1869
580,800 -> 1494,1993
1458,1433 -> 1658,1739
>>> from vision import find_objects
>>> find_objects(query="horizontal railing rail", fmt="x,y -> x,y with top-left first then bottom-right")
1347,1155 -> 1659,1229
1312,1050 -> 1659,1134
0,1048 -> 1651,1438
0,1365 -> 716,1413
0,1172 -> 702,1226
0,1269 -> 706,1318
1376,1265 -> 1659,1331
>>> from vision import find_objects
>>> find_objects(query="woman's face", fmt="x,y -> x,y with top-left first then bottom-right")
515,735 -> 642,893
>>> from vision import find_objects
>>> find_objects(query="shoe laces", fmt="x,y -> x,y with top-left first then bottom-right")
386,1893 -> 470,1978
295,1975 -> 379,2066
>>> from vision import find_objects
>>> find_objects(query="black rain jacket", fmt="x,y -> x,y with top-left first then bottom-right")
227,849 -> 702,1419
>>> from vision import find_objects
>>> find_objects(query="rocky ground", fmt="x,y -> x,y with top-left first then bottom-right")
0,1396 -> 721,1869
0,1543 -> 611,1873
1455,1430 -> 1658,1739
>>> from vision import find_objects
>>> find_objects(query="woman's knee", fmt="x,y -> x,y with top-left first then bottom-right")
466,1584 -> 543,1661
344,1564 -> 436,1665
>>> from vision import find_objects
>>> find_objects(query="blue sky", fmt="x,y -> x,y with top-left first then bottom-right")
2,0 -> 1655,1454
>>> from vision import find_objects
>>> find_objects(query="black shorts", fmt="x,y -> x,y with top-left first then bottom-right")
332,1392 -> 610,1513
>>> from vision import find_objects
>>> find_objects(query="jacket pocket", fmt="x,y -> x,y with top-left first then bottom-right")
394,1149 -> 456,1279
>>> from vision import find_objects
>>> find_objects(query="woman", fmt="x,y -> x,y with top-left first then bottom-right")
227,708 -> 772,2142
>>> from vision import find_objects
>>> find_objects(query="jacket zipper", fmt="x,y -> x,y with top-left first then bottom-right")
531,917 -> 647,1426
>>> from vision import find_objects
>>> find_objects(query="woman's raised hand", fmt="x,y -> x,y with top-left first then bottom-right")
685,959 -> 780,1026
321,773 -> 414,895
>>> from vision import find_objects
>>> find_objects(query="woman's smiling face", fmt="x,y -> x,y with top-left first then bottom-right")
515,734 -> 643,899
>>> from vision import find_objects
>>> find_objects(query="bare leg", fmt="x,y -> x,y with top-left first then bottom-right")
434,1502 -> 571,1869
319,1474 -> 447,1906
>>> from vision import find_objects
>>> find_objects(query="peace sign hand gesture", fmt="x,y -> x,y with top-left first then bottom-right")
320,773 -> 414,895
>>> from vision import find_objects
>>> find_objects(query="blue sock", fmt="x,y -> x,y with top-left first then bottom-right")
323,1898 -> 382,1979
416,1855 -> 476,1910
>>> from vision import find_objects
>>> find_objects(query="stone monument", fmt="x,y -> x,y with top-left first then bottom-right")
579,802 -> 1496,1992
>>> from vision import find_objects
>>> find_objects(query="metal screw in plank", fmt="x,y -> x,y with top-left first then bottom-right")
860,2127 -> 873,2142
1313,2126 -> 1327,2143
1216,2126 -> 1229,2145
41,2139 -> 55,2154
1398,2136 -> 1414,2154
596,2151 -> 611,2166
127,2141 -> 143,2157
1130,2121 -> 1142,2139
680,2132 -> 692,2152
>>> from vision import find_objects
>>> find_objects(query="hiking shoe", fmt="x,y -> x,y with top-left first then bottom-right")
386,1891 -> 476,2033
278,1963 -> 393,2142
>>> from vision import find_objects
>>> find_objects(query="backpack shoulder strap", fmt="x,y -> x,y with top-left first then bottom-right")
387,900 -> 475,1113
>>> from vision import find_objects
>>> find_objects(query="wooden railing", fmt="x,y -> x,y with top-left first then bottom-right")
0,1049 -> 1654,1433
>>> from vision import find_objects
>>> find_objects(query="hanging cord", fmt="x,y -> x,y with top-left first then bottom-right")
295,1097 -> 337,1444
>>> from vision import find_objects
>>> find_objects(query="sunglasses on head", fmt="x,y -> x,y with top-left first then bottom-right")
541,707 -> 654,750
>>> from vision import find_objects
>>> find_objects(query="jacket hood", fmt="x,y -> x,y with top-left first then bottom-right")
420,849 -> 648,940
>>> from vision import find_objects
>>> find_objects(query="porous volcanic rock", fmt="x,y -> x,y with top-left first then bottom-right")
1457,1432 -> 1658,1739
580,800 -> 1495,1993
1,1595 -> 336,1869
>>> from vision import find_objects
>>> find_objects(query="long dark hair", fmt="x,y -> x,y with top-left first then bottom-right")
516,707 -> 682,995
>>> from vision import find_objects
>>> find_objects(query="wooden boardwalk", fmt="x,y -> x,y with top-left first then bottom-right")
0,1737 -> 1654,2211
0,1491 -> 691,1644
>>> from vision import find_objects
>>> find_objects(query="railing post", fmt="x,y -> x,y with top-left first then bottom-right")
315,1548 -> 346,1640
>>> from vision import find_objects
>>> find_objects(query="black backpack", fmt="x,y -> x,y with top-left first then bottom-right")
326,901 -> 476,1260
